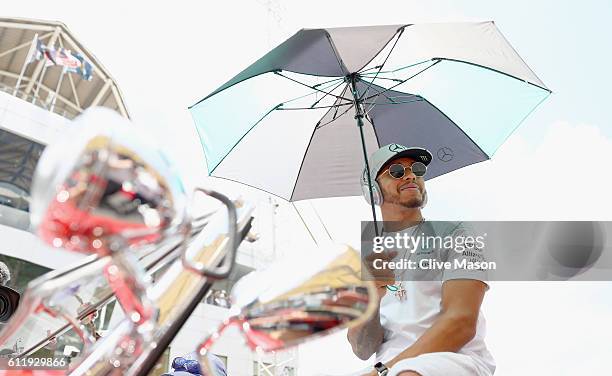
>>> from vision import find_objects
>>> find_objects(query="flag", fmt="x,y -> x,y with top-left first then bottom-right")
65,51 -> 94,81
54,48 -> 81,70
22,36 -> 55,65
30,40 -> 94,80
32,39 -> 56,65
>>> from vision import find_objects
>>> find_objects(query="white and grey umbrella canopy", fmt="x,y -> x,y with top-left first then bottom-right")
190,22 -> 550,201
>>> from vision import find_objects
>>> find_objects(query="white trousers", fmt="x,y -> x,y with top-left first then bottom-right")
387,352 -> 494,376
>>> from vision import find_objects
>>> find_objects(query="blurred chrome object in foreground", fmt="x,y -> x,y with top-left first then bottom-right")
198,244 -> 377,375
0,108 -> 246,376
30,108 -> 188,255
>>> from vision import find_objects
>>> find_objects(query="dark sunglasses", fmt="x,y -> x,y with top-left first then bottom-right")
383,162 -> 427,179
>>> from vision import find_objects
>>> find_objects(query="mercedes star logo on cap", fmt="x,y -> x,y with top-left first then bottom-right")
389,144 -> 407,152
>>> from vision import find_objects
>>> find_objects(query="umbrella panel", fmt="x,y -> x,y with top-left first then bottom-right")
212,106 -> 329,200
365,22 -> 548,90
363,59 -> 551,156
190,71 -> 345,173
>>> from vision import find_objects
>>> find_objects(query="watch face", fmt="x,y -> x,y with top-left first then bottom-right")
374,362 -> 388,375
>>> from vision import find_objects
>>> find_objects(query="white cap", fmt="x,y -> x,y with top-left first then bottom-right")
364,143 -> 432,183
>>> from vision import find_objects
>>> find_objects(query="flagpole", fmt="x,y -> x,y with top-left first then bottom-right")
32,63 -> 48,105
50,66 -> 67,113
13,33 -> 38,97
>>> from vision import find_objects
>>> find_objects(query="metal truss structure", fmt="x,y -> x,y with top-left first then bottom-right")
0,17 -> 129,119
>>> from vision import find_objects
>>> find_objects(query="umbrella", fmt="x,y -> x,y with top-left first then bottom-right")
189,22 -> 550,229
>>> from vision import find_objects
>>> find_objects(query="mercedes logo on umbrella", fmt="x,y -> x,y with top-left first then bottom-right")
437,147 -> 454,162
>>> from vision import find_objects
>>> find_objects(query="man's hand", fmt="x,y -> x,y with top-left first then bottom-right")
364,250 -> 398,297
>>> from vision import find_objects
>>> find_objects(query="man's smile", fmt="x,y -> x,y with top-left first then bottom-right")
399,182 -> 420,192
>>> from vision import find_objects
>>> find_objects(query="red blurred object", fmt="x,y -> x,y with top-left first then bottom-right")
38,194 -> 160,255
0,370 -> 66,375
243,326 -> 285,351
103,263 -> 153,324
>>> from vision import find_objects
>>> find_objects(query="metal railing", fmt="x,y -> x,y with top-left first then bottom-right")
0,83 -> 79,119
10,204 -> 254,376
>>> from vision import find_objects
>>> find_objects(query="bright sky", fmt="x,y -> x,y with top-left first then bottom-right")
4,1 -> 612,375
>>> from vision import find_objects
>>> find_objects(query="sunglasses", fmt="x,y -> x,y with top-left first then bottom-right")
382,162 -> 427,179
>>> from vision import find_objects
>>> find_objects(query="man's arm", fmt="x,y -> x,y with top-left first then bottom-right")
348,250 -> 398,360
384,279 -> 486,369
347,287 -> 386,360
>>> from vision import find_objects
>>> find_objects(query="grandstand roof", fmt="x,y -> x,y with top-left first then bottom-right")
0,17 -> 129,119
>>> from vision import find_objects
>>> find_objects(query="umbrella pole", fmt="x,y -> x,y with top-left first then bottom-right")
349,75 -> 380,236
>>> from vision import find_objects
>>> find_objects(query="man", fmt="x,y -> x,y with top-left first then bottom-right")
348,144 -> 495,376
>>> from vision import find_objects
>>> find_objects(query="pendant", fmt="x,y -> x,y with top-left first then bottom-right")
394,282 -> 407,301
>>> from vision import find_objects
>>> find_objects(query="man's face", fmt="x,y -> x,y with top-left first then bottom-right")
376,157 -> 426,208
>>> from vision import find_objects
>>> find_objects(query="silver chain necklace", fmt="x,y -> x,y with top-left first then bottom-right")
384,218 -> 425,301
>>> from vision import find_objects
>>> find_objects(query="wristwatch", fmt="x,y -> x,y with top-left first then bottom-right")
374,361 -> 389,376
